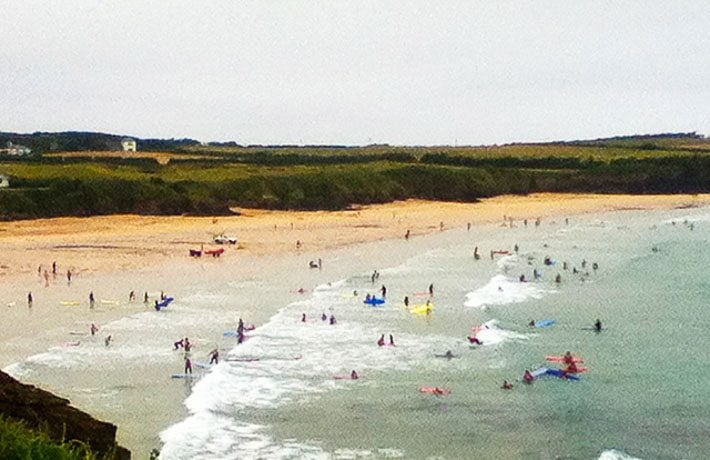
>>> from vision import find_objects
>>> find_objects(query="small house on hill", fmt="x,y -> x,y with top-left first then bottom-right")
2,142 -> 31,156
121,138 -> 137,152
0,174 -> 9,188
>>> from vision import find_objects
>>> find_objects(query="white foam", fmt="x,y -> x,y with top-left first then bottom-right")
464,274 -> 551,308
598,449 -> 642,460
473,320 -> 527,346
160,294 -> 449,459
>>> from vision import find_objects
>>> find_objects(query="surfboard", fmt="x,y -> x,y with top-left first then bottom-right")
434,353 -> 459,359
419,386 -> 451,395
333,374 -> 361,380
534,319 -> 556,328
171,373 -> 200,379
100,299 -> 120,305
544,368 -> 580,381
363,297 -> 385,305
61,301 -> 81,306
410,304 -> 433,315
155,297 -> 174,310
546,355 -> 584,363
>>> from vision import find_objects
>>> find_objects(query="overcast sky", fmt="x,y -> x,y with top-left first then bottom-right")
1,1 -> 708,145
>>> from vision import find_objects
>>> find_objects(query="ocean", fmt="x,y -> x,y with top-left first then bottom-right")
5,205 -> 710,459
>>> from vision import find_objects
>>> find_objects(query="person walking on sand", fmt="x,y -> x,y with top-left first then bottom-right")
89,291 -> 95,309
405,229 -> 410,240
27,292 -> 33,308
144,292 -> 149,303
91,323 -> 99,336
66,269 -> 72,284
52,261 -> 57,275
381,285 -> 387,298
403,296 -> 409,307
129,290 -> 136,302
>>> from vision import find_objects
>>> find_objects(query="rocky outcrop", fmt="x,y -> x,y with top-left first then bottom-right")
0,370 -> 130,459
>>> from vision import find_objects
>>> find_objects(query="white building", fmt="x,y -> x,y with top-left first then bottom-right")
121,138 -> 137,152
2,142 -> 31,156
0,175 -> 9,188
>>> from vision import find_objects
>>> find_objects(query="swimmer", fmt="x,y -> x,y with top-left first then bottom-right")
377,334 -> 385,346
523,370 -> 534,384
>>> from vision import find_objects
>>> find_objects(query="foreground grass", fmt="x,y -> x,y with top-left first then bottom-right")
0,416 -> 101,460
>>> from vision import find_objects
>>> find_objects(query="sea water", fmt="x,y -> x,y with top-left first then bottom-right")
5,206 -> 709,459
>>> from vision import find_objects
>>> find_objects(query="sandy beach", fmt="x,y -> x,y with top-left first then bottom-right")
1,192 -> 709,457
2,193 -> 708,282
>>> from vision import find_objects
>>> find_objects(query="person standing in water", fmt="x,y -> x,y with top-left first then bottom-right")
403,296 -> 409,307
89,291 -> 95,309
27,292 -> 33,308
428,283 -> 434,297
209,348 -> 219,365
184,356 -> 193,374
594,319 -> 603,333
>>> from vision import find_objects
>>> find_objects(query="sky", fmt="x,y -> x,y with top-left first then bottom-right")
1,1 -> 708,146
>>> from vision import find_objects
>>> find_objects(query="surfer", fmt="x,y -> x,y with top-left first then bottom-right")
468,336 -> 482,345
528,320 -> 536,327
428,283 -> 434,297
389,334 -> 395,346
329,314 -> 337,325
563,351 -> 575,365
237,318 -> 244,334
565,361 -> 579,374
444,350 -> 455,359
501,380 -> 513,390
350,370 -> 359,380
594,319 -> 603,333
321,313 -> 327,321
523,370 -> 534,384
209,348 -> 219,365
377,334 -> 385,346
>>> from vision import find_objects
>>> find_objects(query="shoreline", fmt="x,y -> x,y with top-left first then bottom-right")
1,192 -> 709,457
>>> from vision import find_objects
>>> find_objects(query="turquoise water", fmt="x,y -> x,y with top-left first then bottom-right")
157,207 -> 709,459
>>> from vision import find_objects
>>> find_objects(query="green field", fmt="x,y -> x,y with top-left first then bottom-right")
0,133 -> 708,220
